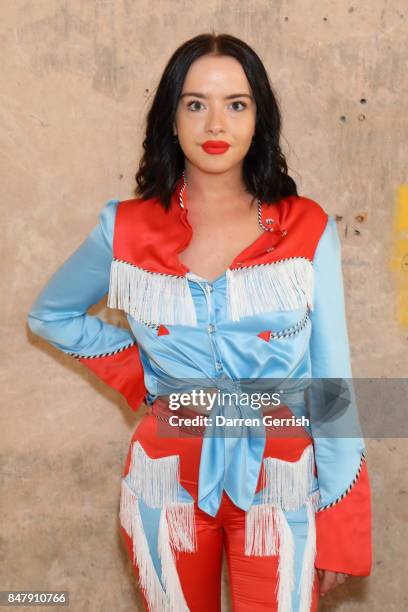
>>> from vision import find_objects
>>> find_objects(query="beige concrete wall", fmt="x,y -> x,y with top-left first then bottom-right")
1,1 -> 407,610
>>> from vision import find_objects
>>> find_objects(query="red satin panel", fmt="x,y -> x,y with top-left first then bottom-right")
315,462 -> 372,576
78,344 -> 147,412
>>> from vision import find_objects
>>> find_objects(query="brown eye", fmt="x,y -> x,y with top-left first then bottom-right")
231,101 -> 247,111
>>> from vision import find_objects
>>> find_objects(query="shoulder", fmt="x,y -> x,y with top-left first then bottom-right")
95,197 -> 160,250
292,196 -> 339,244
279,194 -> 329,230
116,195 -> 165,219
113,195 -> 171,234
271,194 -> 330,260
289,197 -> 341,262
111,195 -> 184,267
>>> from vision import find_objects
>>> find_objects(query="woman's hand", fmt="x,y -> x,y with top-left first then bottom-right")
317,569 -> 350,596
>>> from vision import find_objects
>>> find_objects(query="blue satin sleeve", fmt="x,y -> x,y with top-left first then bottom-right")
308,215 -> 366,507
27,200 -> 135,356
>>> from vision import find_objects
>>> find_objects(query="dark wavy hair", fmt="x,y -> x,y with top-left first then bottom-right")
135,32 -> 298,210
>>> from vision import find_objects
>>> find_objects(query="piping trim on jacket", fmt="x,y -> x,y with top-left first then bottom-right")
317,452 -> 367,512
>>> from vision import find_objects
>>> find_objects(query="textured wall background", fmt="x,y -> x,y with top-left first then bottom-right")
1,1 -> 407,610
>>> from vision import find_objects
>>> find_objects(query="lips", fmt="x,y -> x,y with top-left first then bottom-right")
202,141 -> 230,154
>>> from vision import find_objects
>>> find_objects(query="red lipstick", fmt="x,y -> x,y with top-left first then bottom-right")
201,140 -> 230,155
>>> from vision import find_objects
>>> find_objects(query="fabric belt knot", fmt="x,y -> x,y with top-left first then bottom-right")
197,376 -> 267,517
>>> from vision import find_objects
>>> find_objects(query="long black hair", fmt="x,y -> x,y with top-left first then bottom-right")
135,33 -> 298,210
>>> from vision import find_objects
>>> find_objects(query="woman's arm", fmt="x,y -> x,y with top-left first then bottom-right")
27,200 -> 147,412
308,215 -> 372,580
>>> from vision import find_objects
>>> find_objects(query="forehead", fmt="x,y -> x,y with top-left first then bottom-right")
181,55 -> 251,94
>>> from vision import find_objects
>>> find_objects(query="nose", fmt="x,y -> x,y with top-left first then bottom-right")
205,103 -> 226,135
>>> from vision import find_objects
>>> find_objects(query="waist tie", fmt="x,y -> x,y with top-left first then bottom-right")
151,383 -> 308,518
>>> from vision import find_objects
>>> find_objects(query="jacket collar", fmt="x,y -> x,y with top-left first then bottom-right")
107,179 -> 326,326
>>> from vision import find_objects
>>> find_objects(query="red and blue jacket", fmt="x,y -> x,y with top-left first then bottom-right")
28,177 -> 372,577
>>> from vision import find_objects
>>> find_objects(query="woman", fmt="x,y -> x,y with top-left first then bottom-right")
27,33 -> 372,611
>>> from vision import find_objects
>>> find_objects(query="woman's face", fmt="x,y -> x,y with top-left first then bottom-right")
173,54 -> 256,175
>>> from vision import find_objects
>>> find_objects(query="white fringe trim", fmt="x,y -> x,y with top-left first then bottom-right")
245,503 -> 279,556
158,509 -> 190,611
260,444 -> 315,511
244,489 -> 320,611
119,479 -> 194,611
166,503 -> 197,553
275,506 -> 295,612
127,441 -> 181,508
120,477 -> 138,538
107,259 -> 197,326
298,491 -> 320,612
226,258 -> 314,321
120,479 -> 168,611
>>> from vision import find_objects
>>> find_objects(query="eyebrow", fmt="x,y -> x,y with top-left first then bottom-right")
180,92 -> 253,100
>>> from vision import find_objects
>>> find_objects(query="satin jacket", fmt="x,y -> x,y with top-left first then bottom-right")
27,177 -> 372,576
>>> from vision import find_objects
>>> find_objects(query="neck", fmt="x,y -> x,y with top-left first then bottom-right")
183,165 -> 255,210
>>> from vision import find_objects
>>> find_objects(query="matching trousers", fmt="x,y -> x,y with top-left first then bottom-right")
119,400 -> 320,611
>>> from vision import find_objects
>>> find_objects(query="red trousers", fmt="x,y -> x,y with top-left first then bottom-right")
120,403 -> 320,611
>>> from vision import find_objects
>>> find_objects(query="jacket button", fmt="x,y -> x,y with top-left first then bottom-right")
207,324 -> 215,333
